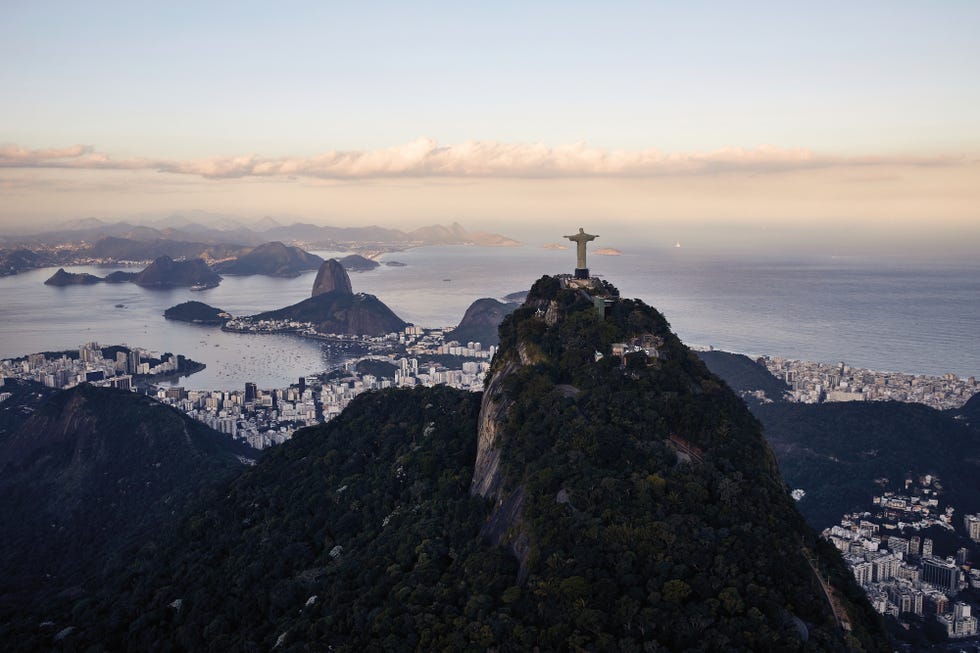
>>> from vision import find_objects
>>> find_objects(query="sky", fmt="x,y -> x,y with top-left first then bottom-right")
1,1 -> 978,252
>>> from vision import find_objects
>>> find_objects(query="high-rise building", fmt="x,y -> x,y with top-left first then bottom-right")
128,349 -> 141,375
922,558 -> 959,592
888,536 -> 909,556
965,514 -> 980,542
245,382 -> 257,403
852,561 -> 873,586
909,535 -> 921,556
923,538 -> 934,557
956,547 -> 969,566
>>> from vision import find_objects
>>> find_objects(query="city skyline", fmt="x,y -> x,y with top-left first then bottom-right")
2,2 -> 979,252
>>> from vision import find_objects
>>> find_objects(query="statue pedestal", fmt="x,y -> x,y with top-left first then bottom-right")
574,268 -> 589,280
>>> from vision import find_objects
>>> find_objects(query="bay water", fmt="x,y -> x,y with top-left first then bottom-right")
0,245 -> 976,389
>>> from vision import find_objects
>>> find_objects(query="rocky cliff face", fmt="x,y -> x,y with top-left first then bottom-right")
311,259 -> 353,296
470,360 -> 518,500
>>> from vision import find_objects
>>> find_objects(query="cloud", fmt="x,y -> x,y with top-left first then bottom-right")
0,139 -> 965,181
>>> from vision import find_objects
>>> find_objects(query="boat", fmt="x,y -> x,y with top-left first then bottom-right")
190,283 -> 209,291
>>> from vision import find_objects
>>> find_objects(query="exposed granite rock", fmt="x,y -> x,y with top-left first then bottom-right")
470,360 -> 518,499
311,259 -> 353,297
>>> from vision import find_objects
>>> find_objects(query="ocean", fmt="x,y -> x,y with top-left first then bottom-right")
0,245 -> 977,389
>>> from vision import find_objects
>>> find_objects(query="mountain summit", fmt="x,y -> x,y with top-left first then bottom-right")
311,258 -> 353,296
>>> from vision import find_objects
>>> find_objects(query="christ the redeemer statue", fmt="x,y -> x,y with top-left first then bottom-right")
564,227 -> 598,279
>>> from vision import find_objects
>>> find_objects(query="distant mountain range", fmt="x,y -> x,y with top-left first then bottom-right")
2,218 -> 519,251
1,220 -> 519,278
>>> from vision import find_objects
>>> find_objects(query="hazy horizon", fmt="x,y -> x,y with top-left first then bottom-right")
2,2 -> 978,257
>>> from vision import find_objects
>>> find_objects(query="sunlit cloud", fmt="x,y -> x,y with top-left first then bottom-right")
0,139 -> 964,181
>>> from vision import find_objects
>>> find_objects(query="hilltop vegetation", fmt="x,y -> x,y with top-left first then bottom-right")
696,351 -> 980,531
752,400 -> 980,530
0,384 -> 255,630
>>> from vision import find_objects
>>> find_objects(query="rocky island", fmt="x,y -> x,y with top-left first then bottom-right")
43,268 -> 103,286
593,247 -> 623,256
163,301 -> 231,326
337,253 -> 380,271
133,256 -> 222,289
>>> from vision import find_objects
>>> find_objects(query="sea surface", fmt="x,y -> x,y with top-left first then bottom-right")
0,245 -> 977,389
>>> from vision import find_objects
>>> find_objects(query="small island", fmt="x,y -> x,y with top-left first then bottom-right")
44,268 -> 103,286
135,256 -> 222,289
541,243 -> 568,250
338,254 -> 380,272
164,301 -> 232,326
593,247 -> 623,256
384,261 -> 407,267
104,270 -> 138,283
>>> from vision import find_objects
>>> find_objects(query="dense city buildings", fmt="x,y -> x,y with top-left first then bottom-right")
825,476 -> 980,640
762,356 -> 977,410
1,326 -> 493,450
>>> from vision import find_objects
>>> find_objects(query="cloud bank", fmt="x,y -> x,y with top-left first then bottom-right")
0,139 -> 963,181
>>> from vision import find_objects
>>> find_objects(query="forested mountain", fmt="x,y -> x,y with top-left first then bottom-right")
446,297 -> 518,346
696,351 -> 980,532
0,384 -> 256,628
696,350 -> 791,399
751,401 -> 980,530
212,241 -> 323,277
133,255 -> 222,288
25,276 -> 888,651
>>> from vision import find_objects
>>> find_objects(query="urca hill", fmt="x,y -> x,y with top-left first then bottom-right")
52,275 -> 888,652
